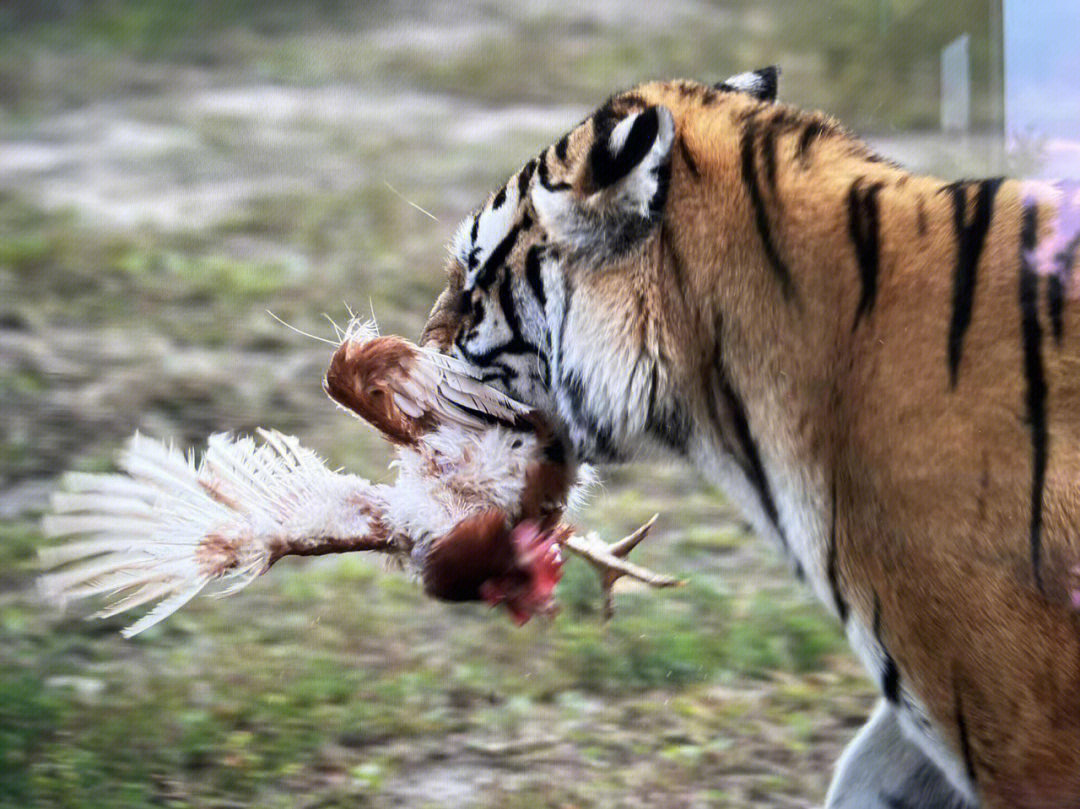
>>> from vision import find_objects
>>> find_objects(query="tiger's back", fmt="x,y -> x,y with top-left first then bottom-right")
420,71 -> 1080,808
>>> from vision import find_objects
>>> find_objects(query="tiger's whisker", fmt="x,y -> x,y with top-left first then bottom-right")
266,310 -> 337,346
383,180 -> 439,222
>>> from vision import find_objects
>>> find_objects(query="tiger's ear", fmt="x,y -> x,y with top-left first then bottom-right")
715,65 -> 780,102
532,105 -> 675,258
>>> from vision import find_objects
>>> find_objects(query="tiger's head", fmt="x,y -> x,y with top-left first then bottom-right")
421,69 -> 782,464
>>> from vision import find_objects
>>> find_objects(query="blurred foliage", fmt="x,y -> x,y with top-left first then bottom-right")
2,512 -> 853,808
0,0 -> 1003,131
0,0 -> 384,55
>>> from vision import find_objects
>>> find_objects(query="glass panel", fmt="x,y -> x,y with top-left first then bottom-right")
1004,0 -> 1080,178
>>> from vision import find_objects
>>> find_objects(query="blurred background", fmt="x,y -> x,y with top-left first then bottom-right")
1,2 -> 1074,807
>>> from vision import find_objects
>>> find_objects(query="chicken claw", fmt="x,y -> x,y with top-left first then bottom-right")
561,514 -> 684,620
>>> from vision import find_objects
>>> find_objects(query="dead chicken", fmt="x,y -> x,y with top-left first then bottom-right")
39,321 -> 680,635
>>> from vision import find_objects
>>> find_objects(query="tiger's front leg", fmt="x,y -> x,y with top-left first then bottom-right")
826,700 -> 976,809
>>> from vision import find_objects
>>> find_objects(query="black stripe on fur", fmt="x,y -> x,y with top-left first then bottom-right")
590,106 -> 661,190
516,159 -> 537,198
944,178 -> 1004,387
1048,231 -> 1079,344
740,115 -> 797,300
795,119 -> 826,166
474,223 -> 521,290
848,177 -> 885,329
874,594 -> 901,704
954,682 -> 978,785
714,356 -> 788,550
761,120 -> 779,193
827,473 -> 848,622
677,136 -> 700,179
524,245 -> 546,308
643,361 -> 691,453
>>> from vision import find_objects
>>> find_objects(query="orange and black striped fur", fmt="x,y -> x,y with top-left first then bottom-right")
419,68 -> 1080,809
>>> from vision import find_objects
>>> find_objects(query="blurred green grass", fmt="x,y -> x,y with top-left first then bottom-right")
3,506 -> 854,808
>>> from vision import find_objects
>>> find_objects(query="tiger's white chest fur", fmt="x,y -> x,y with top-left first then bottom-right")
693,441 -> 834,611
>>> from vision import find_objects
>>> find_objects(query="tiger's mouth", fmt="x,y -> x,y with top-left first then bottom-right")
419,331 -> 582,465
461,352 -> 577,457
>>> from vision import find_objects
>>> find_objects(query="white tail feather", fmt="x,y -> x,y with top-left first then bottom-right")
50,492 -> 155,517
40,431 -> 384,636
120,581 -> 210,638
43,514 -> 166,539
91,580 -> 175,620
38,538 -> 154,568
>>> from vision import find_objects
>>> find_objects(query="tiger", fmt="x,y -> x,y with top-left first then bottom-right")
416,66 -> 1080,808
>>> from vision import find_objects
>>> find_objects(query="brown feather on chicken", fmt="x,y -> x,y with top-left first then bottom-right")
323,328 -> 534,445
38,318 -> 681,635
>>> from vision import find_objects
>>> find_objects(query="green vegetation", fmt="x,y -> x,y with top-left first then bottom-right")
3,513 -> 856,808
0,193 -> 294,330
